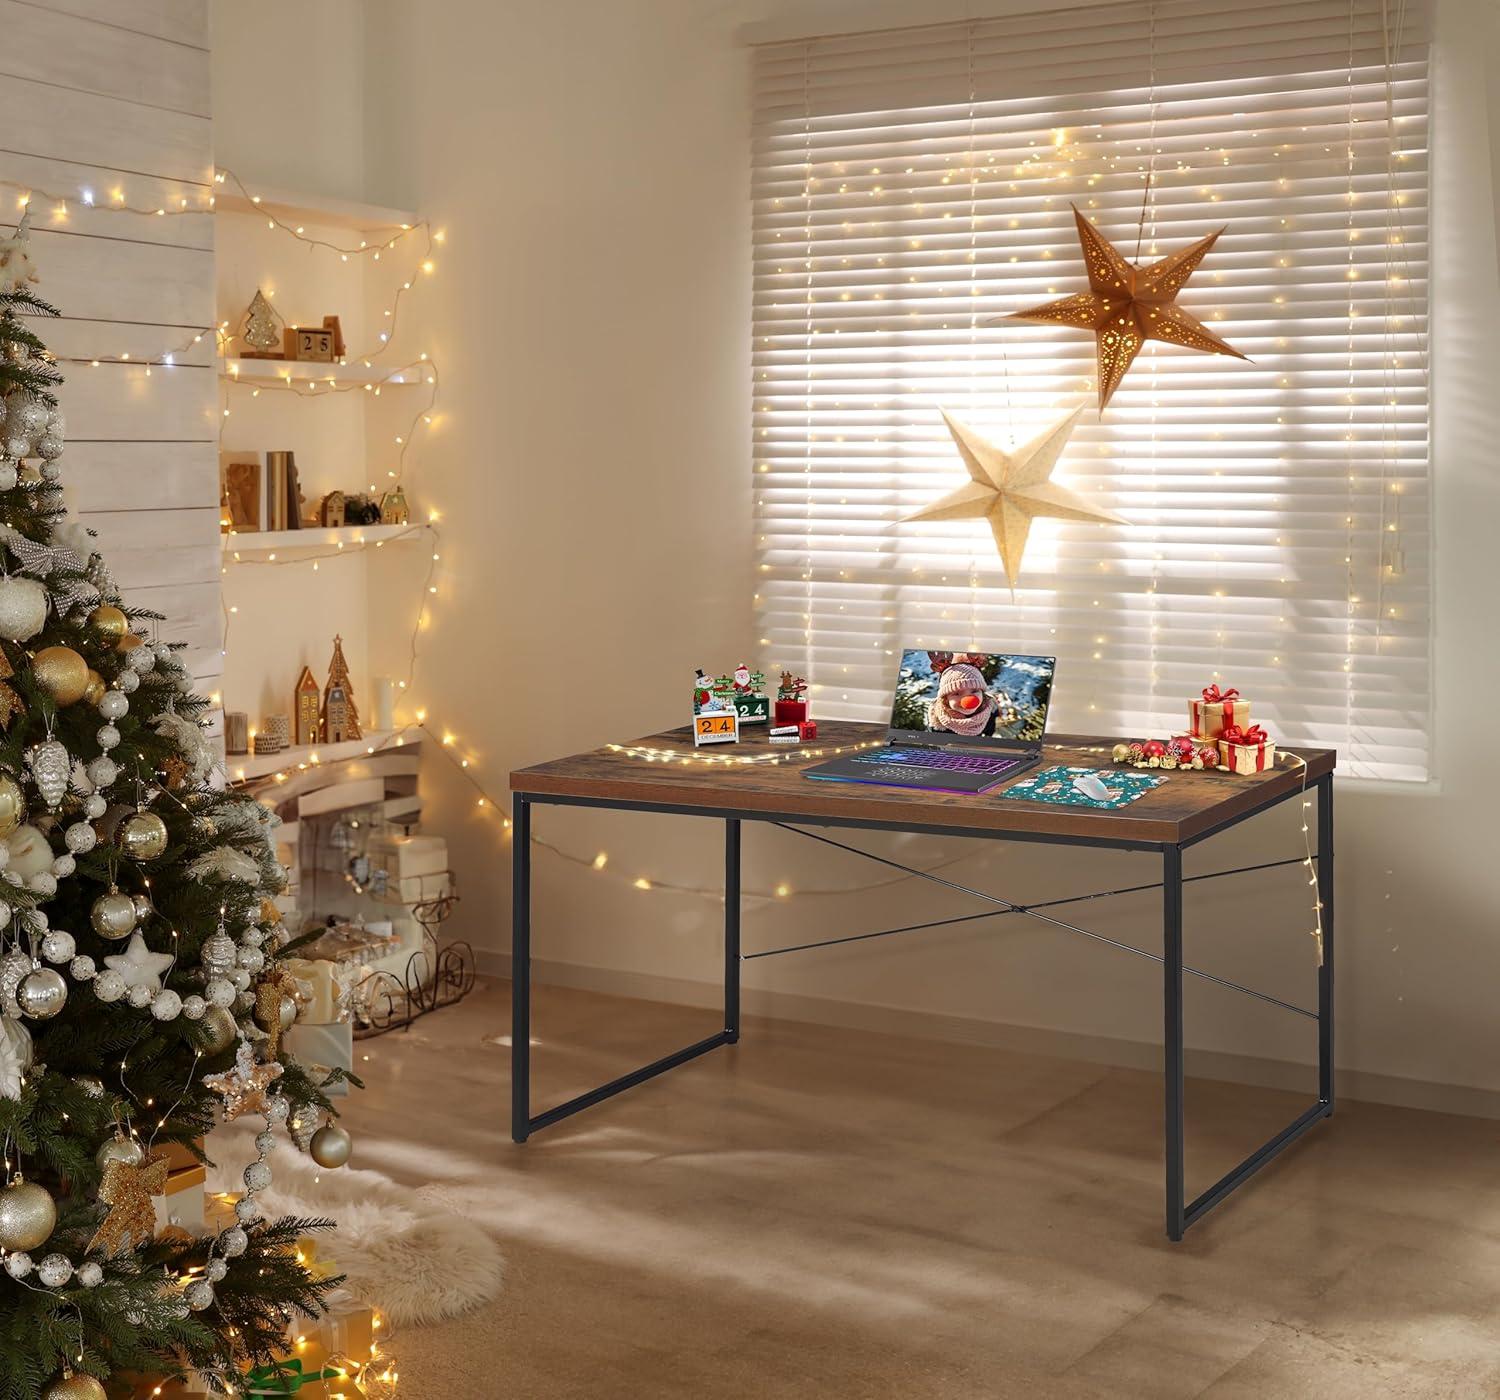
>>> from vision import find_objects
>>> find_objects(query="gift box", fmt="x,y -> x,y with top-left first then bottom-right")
1218,725 -> 1276,775
283,1020 -> 353,1098
774,698 -> 807,726
1188,685 -> 1250,741
152,1161 -> 206,1235
367,832 -> 448,881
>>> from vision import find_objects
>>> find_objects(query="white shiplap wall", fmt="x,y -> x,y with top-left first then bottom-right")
0,0 -> 220,697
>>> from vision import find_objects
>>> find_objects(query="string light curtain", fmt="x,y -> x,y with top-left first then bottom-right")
751,0 -> 1430,782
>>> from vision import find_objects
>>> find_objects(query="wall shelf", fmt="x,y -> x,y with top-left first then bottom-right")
223,524 -> 428,560
214,177 -> 418,233
228,728 -> 418,784
219,356 -> 429,387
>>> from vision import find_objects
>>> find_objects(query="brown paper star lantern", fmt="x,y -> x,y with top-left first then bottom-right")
1004,205 -> 1247,408
905,405 -> 1125,586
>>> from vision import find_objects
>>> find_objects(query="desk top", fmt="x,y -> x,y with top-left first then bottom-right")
511,722 -> 1335,847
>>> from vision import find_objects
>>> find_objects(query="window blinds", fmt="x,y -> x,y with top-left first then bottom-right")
751,0 -> 1430,781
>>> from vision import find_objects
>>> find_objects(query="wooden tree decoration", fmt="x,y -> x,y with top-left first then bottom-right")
293,665 -> 320,746
320,634 -> 363,743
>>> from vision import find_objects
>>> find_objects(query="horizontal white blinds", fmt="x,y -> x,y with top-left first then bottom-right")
751,0 -> 1431,782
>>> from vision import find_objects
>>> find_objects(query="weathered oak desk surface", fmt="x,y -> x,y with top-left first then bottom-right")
510,720 -> 1337,1241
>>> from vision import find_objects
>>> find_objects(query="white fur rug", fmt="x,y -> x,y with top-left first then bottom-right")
205,1129 -> 504,1327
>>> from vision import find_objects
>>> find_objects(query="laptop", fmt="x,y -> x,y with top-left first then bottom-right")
802,649 -> 1056,794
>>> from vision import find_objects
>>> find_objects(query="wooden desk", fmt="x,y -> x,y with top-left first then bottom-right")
511,722 -> 1337,1240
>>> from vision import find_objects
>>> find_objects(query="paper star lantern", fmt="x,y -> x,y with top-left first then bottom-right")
204,1040 -> 283,1122
905,405 -> 1125,586
1004,205 -> 1247,408
102,932 -> 174,994
89,1155 -> 169,1255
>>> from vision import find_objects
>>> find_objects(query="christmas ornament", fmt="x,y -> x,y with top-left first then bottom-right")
239,288 -> 282,353
96,1130 -> 146,1172
41,1373 -> 106,1400
81,669 -> 104,707
32,646 -> 89,705
204,1040 -> 283,1120
161,755 -> 190,790
184,1278 -> 215,1311
17,966 -> 66,1019
0,1016 -> 32,1098
1004,205 -> 1247,409
1111,743 -> 1131,762
40,929 -> 74,963
187,846 -> 259,883
0,574 -> 46,640
37,1253 -> 72,1286
75,1261 -> 102,1288
0,773 -> 23,837
88,1155 -> 169,1255
153,710 -> 216,785
205,977 -> 236,1008
65,821 -> 97,854
26,738 -> 68,809
69,954 -> 94,981
0,210 -> 38,294
102,932 -> 174,994
904,406 -> 1125,587
0,1174 -> 56,1251
90,890 -> 137,940
85,603 -> 127,643
92,969 -> 125,1002
96,723 -> 120,750
308,1121 -> 352,1169
0,652 -> 23,730
195,1003 -> 237,1054
1197,745 -> 1220,769
218,1224 -> 248,1257
131,892 -> 153,922
116,810 -> 168,860
3,1251 -> 30,1278
98,689 -> 128,721
85,755 -> 118,789
151,988 -> 182,1021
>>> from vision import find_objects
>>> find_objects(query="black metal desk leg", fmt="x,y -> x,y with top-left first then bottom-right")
725,818 -> 741,1043
511,795 -> 532,1144
1317,774 -> 1335,1113
1164,844 -> 1185,1241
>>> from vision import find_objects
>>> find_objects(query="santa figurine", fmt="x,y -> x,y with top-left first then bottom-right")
928,662 -> 1000,737
732,663 -> 754,694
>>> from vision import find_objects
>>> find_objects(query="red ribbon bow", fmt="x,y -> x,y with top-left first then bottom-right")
1221,724 -> 1268,747
1201,685 -> 1240,704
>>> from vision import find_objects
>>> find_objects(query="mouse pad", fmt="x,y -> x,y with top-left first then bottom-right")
999,764 -> 1166,809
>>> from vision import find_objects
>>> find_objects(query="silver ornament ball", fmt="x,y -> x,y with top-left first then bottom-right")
75,1261 -> 103,1288
184,1279 -> 215,1312
127,983 -> 153,1009
86,756 -> 120,791
206,1257 -> 228,1282
3,1251 -> 32,1279
219,1224 -> 249,1257
151,988 -> 182,1021
92,969 -> 126,1003
0,576 -> 47,643
0,1178 -> 57,1251
40,929 -> 75,964
308,1122 -> 353,1170
132,893 -> 153,922
69,954 -> 96,981
17,967 -> 67,1020
37,1253 -> 72,1287
243,1160 -> 272,1192
83,793 -> 107,819
96,1135 -> 145,1171
180,992 -> 206,1020
90,891 -> 137,940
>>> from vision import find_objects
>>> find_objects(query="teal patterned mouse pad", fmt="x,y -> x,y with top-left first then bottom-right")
999,765 -> 1166,809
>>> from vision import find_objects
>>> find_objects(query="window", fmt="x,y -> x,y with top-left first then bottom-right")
751,0 -> 1430,781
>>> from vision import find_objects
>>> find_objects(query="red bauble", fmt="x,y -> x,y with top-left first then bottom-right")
1142,739 -> 1168,759
1167,736 -> 1196,761
1196,745 -> 1220,768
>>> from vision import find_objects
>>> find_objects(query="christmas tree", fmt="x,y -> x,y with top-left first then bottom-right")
0,222 -> 345,1394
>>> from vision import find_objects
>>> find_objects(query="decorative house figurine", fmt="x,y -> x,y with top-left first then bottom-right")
321,635 -> 363,743
319,490 -> 346,528
379,486 -> 410,525
293,666 -> 321,746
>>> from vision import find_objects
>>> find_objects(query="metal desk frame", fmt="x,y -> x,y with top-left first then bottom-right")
510,772 -> 1333,1241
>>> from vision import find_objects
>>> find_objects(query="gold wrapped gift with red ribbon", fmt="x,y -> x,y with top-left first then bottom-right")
1188,684 -> 1250,741
1218,724 -> 1276,775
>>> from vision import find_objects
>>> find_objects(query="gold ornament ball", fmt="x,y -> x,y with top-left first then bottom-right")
0,774 -> 24,839
90,890 -> 138,940
96,1134 -> 145,1171
117,632 -> 143,656
43,1374 -> 107,1400
0,1177 -> 57,1251
82,668 -> 105,707
32,646 -> 89,706
259,897 -> 283,927
86,604 -> 128,643
117,810 -> 169,861
308,1122 -> 352,1169
196,1004 -> 238,1055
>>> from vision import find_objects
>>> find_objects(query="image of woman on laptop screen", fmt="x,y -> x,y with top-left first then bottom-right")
891,651 -> 1052,742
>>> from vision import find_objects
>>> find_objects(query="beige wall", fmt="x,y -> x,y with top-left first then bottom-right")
219,0 -> 1500,1115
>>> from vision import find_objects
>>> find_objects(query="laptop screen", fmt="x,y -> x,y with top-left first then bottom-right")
889,650 -> 1056,746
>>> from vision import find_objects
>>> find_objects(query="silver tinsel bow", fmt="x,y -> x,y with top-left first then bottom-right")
4,535 -> 99,615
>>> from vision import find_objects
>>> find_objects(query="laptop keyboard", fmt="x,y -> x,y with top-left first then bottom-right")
852,748 -> 1023,776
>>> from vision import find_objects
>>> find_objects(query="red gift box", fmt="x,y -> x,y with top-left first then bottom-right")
1218,725 -> 1276,774
774,699 -> 808,726
1188,684 -> 1250,741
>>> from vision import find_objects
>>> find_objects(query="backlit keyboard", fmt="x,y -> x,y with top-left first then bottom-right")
851,749 -> 1022,775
